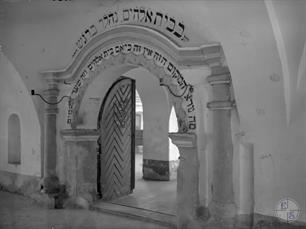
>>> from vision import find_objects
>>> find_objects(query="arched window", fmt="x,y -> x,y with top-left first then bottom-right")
8,114 -> 21,164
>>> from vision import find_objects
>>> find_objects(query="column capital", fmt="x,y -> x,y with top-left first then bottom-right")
43,87 -> 59,97
201,44 -> 225,68
41,72 -> 60,90
207,73 -> 231,85
207,101 -> 235,110
41,73 -> 60,114
41,72 -> 57,82
43,86 -> 60,114
169,133 -> 197,149
206,66 -> 235,110
207,66 -> 231,85
210,66 -> 230,75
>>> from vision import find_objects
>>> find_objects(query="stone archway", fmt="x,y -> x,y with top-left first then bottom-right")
67,41 -> 196,133
41,25 -> 224,229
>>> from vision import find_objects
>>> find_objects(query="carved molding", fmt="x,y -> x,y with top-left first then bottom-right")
40,25 -> 227,133
206,65 -> 235,110
42,85 -> 60,114
61,129 -> 99,141
169,132 -> 197,148
207,73 -> 231,85
207,101 -> 235,110
40,25 -> 222,81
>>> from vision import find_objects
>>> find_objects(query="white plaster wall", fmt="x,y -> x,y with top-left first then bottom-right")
265,0 -> 306,121
204,0 -> 306,221
0,53 -> 41,177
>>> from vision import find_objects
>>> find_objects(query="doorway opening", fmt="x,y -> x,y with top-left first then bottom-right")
96,67 -> 177,218
109,90 -> 177,216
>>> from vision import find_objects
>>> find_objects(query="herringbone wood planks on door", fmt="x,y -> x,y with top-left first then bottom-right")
100,79 -> 134,201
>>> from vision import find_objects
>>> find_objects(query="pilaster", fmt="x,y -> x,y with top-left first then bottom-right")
181,66 -> 211,211
207,66 -> 237,220
169,133 -> 201,229
41,73 -> 60,193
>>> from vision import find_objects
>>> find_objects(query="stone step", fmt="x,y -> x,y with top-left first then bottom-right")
91,201 -> 177,228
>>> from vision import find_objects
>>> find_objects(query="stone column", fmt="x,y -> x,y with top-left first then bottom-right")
207,67 -> 236,219
169,133 -> 201,229
42,74 -> 60,193
181,66 -> 211,213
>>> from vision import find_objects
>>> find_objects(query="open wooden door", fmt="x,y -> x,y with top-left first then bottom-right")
97,77 -> 135,201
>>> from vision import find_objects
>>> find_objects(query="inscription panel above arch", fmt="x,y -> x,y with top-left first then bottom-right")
72,6 -> 191,59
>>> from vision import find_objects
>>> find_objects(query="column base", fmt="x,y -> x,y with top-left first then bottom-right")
41,175 -> 60,193
41,176 -> 67,209
30,192 -> 56,209
143,159 -> 178,181
235,214 -> 253,229
208,200 -> 237,219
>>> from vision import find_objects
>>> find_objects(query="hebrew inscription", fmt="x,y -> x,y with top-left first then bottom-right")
72,6 -> 189,58
68,42 -> 196,132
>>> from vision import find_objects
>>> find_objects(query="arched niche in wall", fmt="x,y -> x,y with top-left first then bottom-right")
8,114 -> 21,165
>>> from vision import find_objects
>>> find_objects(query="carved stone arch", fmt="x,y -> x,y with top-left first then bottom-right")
42,25 -> 223,133
69,46 -> 194,132
49,25 -> 220,78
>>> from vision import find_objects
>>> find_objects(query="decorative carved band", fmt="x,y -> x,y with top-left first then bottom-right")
207,73 -> 231,85
61,129 -> 99,141
207,100 -> 235,110
168,133 -> 197,148
43,88 -> 60,98
45,107 -> 59,114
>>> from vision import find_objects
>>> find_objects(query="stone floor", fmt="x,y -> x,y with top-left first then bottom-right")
92,154 -> 177,227
108,154 -> 177,215
1,154 -> 306,229
0,154 -> 177,229
0,191 -> 172,229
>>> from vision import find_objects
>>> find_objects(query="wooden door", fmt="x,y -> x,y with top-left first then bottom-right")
98,77 -> 135,201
